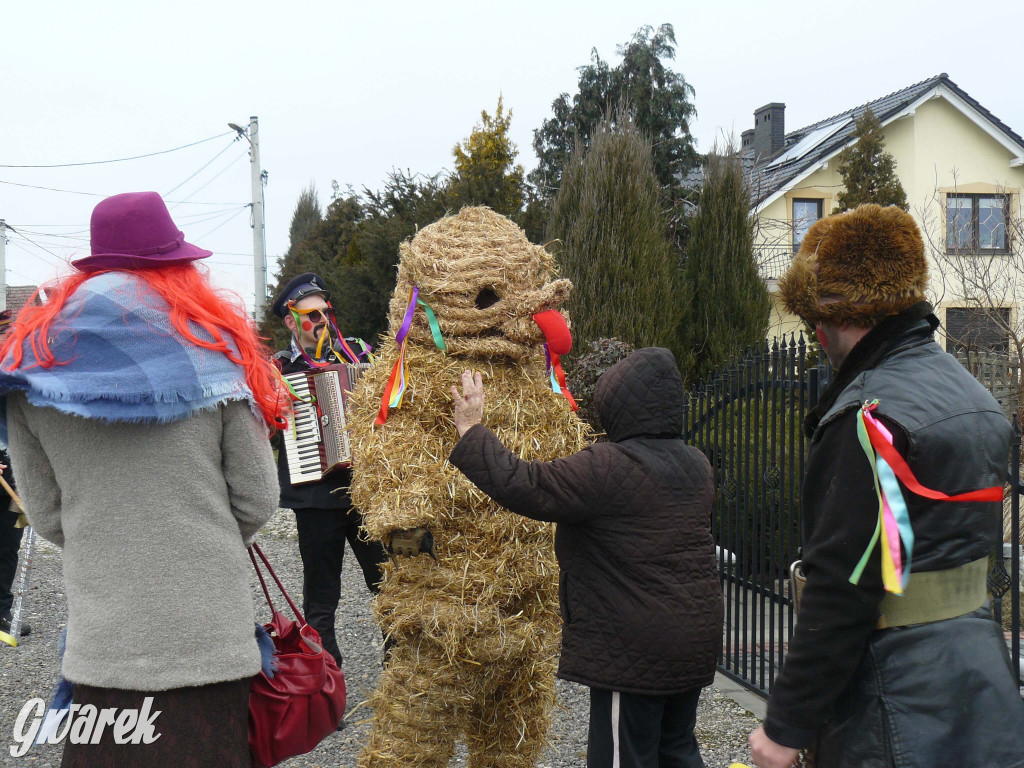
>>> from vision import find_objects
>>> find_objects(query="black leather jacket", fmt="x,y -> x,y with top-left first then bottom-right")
766,309 -> 1024,765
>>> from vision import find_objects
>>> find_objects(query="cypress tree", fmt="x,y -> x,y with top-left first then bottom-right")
262,183 -> 328,345
682,147 -> 770,381
547,110 -> 685,365
834,107 -> 908,212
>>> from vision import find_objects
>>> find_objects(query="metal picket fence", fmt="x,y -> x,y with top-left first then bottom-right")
683,336 -> 1023,696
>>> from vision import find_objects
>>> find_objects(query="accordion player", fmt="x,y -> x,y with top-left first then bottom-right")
281,363 -> 369,485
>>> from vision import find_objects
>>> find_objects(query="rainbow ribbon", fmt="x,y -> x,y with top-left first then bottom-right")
544,344 -> 578,411
289,302 -> 364,367
850,399 -> 1003,594
376,286 -> 446,425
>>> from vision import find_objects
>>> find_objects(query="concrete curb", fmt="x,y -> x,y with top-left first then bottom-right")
714,671 -> 767,720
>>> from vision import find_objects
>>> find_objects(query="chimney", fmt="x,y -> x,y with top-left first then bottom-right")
753,102 -> 785,158
741,129 -> 755,150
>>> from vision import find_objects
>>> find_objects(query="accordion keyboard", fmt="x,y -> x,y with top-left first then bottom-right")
281,364 -> 368,485
281,372 -> 327,485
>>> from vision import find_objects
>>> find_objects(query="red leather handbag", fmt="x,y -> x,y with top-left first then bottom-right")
248,543 -> 346,768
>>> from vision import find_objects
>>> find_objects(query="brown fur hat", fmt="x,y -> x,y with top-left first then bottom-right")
778,204 -> 927,327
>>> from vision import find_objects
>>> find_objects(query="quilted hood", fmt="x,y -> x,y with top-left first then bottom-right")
594,347 -> 684,441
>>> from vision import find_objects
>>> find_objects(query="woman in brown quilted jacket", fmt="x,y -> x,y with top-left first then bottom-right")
449,347 -> 723,768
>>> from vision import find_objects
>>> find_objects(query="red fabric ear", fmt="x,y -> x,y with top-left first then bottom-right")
533,310 -> 572,355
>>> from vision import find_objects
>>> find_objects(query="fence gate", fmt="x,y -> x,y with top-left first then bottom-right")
684,336 -> 1023,697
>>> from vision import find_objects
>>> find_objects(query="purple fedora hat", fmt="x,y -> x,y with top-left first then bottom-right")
71,191 -> 212,271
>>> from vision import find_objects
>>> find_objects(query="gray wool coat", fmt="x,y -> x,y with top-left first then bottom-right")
6,393 -> 279,691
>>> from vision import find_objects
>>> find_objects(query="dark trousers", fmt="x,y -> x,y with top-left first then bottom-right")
588,686 -> 705,768
0,511 -> 23,616
293,507 -> 388,669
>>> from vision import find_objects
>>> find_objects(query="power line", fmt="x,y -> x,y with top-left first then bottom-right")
170,155 -> 246,207
10,217 -> 246,256
12,230 -> 90,242
0,132 -> 233,168
206,259 -> 257,267
170,206 -> 250,230
11,205 -> 246,235
7,229 -> 69,267
0,179 -> 242,206
8,240 -> 65,270
164,139 -> 240,197
194,207 -> 249,241
6,265 -> 42,284
7,207 -> 249,251
0,179 -> 106,198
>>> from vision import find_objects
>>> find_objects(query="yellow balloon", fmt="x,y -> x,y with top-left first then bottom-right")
728,764 -> 751,768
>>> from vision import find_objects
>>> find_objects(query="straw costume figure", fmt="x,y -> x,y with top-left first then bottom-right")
347,207 -> 589,767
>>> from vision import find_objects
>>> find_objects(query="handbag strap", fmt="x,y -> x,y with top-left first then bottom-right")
249,542 -> 306,624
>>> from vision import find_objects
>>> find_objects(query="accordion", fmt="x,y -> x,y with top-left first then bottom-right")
281,363 -> 370,485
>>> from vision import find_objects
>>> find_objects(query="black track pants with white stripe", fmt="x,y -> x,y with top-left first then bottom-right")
587,686 -> 705,768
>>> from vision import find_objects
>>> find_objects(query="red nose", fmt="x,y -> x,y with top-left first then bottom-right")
532,310 -> 572,355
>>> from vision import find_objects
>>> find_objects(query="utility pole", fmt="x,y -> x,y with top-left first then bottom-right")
248,116 -> 267,321
0,220 -> 7,313
230,117 -> 268,321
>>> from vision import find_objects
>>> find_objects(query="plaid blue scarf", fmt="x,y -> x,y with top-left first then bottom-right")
0,272 -> 256,443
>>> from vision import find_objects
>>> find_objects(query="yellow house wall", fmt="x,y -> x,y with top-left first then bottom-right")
760,93 -> 1024,347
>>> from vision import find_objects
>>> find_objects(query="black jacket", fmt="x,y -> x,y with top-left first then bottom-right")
766,305 -> 1024,765
275,347 -> 352,511
450,347 -> 723,695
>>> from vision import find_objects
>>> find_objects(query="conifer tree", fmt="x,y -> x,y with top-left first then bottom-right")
449,96 -> 525,218
261,188 -> 359,347
682,147 -> 770,381
531,24 -> 697,202
287,184 -> 323,259
547,110 -> 685,365
339,171 -> 449,344
834,107 -> 908,212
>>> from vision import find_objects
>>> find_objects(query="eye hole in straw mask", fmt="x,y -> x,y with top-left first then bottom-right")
474,287 -> 500,310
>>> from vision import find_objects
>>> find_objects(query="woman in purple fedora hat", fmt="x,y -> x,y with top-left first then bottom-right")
0,191 -> 287,767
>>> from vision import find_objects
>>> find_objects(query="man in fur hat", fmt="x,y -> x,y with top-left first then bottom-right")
749,204 -> 1024,768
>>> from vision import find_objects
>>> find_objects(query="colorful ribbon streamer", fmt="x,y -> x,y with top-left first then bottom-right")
376,287 -> 447,425
850,400 -> 1003,594
288,302 -> 362,367
544,344 -> 578,411
351,337 -> 375,362
375,289 -> 581,425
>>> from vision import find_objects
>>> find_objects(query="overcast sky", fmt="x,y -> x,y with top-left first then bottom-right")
3,0 -> 1022,311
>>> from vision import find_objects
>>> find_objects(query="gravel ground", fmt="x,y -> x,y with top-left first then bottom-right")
0,511 -> 761,767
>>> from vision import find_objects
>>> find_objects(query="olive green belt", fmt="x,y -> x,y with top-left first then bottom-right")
876,557 -> 989,629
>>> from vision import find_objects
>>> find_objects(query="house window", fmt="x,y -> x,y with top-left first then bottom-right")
946,194 -> 1009,254
945,306 -> 1010,356
793,199 -> 823,252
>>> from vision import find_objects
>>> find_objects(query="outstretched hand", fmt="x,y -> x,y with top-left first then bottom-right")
749,726 -> 800,768
451,370 -> 484,438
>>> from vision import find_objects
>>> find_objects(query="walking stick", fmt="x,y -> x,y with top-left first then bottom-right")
0,473 -> 32,648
